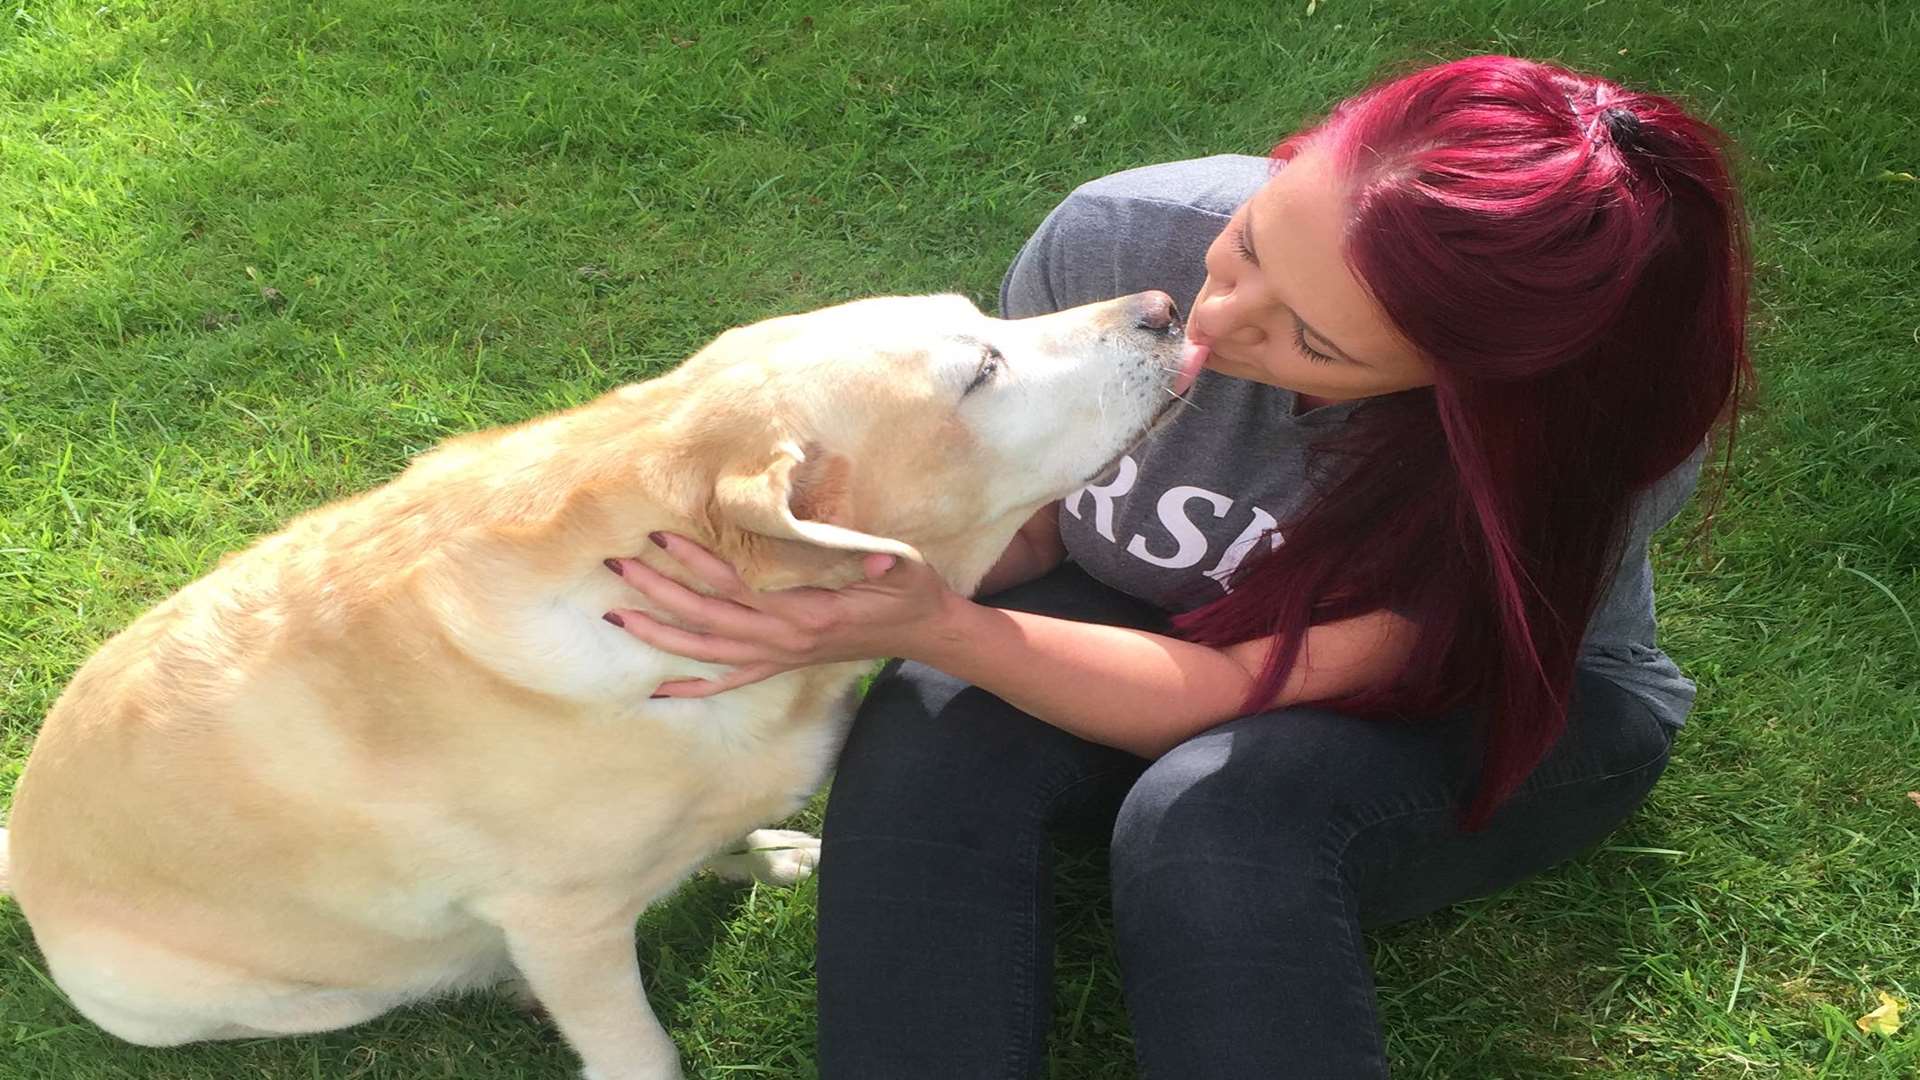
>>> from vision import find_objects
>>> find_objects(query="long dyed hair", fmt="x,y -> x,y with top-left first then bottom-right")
1173,56 -> 1753,829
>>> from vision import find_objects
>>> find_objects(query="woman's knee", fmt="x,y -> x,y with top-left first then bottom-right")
1107,705 -> 1474,897
834,562 -> 1157,816
847,657 -> 1068,764
835,661 -> 1013,813
1105,715 -> 1377,974
1111,714 -> 1342,882
1114,709 -> 1388,840
1111,728 -> 1240,868
831,657 -> 1124,841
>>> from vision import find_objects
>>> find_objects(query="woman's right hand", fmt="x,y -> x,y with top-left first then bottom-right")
603,532 -> 966,698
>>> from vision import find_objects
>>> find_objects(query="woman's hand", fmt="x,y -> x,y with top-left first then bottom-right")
602,532 -> 962,698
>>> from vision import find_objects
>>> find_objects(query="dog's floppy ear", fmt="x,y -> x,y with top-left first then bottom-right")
712,439 -> 920,562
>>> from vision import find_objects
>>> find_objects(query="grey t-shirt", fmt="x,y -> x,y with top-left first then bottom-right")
999,154 -> 1700,729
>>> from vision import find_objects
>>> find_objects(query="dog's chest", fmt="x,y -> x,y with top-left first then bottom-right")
472,677 -> 857,879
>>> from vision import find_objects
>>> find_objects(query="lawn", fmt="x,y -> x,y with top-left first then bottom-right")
1,0 -> 1916,1076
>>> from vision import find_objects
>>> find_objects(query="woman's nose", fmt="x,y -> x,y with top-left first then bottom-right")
1193,282 -> 1234,322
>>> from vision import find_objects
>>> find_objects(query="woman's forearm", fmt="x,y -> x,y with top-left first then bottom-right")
608,530 -> 1411,734
904,597 -> 1417,758
969,501 -> 1067,598
969,537 -> 1060,599
906,596 -> 1261,758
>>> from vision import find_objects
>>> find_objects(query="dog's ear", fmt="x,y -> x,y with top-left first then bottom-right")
712,440 -> 920,562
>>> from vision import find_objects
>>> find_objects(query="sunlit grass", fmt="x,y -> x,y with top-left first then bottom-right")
2,0 -> 1915,1075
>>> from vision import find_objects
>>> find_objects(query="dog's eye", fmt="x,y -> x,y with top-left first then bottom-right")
963,346 -> 1003,397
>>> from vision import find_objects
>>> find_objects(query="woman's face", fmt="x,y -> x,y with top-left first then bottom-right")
1188,143 -> 1435,403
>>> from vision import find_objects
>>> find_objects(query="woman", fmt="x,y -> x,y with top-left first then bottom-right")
602,56 -> 1751,1078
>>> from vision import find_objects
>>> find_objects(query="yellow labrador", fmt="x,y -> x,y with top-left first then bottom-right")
1,290 -> 1197,1079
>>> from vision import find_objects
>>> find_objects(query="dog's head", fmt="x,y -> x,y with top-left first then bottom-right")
667,291 -> 1193,592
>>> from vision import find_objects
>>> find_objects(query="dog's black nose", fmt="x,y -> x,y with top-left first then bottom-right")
1133,291 -> 1179,332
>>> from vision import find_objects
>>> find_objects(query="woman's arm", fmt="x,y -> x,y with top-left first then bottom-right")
915,597 -> 1415,757
969,501 -> 1066,598
603,535 -> 1415,757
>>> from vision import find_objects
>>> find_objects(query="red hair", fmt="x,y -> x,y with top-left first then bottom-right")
1173,56 -> 1754,828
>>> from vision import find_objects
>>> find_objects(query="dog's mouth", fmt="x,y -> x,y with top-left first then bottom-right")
1080,356 -> 1199,487
1066,319 -> 1204,492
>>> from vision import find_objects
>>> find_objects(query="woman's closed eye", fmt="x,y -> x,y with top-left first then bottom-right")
1293,319 -> 1338,364
1226,214 -> 1348,367
1230,221 -> 1258,264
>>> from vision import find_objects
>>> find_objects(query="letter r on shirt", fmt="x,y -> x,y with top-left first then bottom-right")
1064,455 -> 1139,542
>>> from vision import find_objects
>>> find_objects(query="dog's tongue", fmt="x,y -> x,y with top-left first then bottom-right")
1173,342 -> 1210,396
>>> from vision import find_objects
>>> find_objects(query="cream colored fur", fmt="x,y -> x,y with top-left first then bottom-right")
0,291 -> 1185,1079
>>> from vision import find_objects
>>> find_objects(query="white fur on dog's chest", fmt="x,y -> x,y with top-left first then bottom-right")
447,574 -> 738,706
479,671 -> 854,878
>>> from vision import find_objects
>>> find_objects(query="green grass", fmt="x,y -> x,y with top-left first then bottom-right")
2,0 -> 1915,1075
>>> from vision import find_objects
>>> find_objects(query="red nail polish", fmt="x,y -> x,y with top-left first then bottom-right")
648,532 -> 667,549
602,612 -> 625,628
603,558 -> 623,575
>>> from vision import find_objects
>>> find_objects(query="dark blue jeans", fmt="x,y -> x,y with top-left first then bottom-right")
814,565 -> 1674,1079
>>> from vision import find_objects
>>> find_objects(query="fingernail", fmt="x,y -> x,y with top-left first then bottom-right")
603,557 -> 623,575
602,612 -> 626,628
649,692 -> 668,699
648,531 -> 667,549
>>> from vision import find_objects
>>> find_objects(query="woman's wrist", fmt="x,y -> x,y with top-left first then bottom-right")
897,585 -> 986,668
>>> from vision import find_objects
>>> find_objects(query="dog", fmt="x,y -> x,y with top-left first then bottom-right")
0,289 -> 1198,1079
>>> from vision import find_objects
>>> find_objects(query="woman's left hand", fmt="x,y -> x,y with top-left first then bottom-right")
601,532 -> 960,698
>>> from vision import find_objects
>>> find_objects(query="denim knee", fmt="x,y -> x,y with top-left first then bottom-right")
831,657 -> 1135,848
832,662 -> 1008,828
1106,706 -> 1471,921
1111,710 -> 1377,852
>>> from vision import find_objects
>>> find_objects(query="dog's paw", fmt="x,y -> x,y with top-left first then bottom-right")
704,829 -> 821,886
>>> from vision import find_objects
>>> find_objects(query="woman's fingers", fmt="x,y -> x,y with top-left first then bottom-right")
604,556 -> 788,641
647,532 -> 753,598
651,662 -> 793,699
602,608 -> 771,666
602,534 -> 927,670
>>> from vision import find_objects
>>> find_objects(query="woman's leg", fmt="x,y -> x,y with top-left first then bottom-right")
1110,672 -> 1674,1079
815,566 -> 1159,1080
